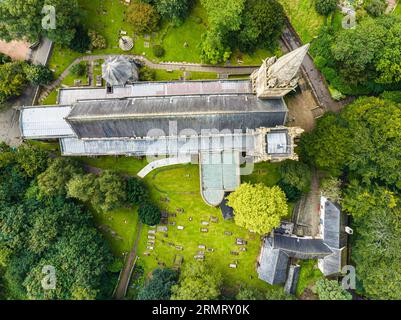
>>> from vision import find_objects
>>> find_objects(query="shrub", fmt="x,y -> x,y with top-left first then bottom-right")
88,30 -> 107,50
138,202 -> 161,226
70,62 -> 87,77
364,0 -> 386,17
127,177 -> 148,205
69,25 -> 91,53
315,279 -> 352,300
139,66 -> 156,81
315,0 -> 338,16
126,2 -> 160,34
24,64 -> 54,86
152,44 -> 165,57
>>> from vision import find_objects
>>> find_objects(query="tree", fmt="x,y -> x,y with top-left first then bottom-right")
315,279 -> 352,300
155,0 -> 191,26
200,32 -> 232,64
152,44 -> 165,57
139,66 -> 156,81
37,158 -> 82,196
138,203 -> 161,226
320,177 -> 342,203
315,0 -> 338,16
23,64 -> 54,86
171,262 -> 222,300
278,160 -> 311,193
68,25 -> 91,53
96,170 -> 127,212
331,17 -> 387,84
126,2 -> 160,34
364,0 -> 387,17
0,53 -> 11,65
15,144 -> 48,177
138,268 -> 178,300
237,0 -> 285,52
88,30 -> 107,50
0,0 -> 80,46
70,62 -> 87,77
66,173 -> 98,203
0,61 -> 27,103
127,177 -> 149,205
227,183 -> 288,234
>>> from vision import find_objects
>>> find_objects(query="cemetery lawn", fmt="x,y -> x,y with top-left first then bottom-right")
48,0 -> 274,77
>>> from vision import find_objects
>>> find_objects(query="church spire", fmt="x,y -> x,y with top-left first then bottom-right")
250,44 -> 310,99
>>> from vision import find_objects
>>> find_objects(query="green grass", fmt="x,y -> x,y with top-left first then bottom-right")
153,69 -> 217,81
92,206 -> 139,258
61,61 -> 89,87
296,260 -> 323,297
47,0 -> 278,78
41,89 -> 59,105
278,0 -> 325,43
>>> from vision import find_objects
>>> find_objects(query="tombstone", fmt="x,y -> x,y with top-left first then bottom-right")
197,251 -> 205,255
200,228 -> 208,233
169,221 -> 176,226
148,230 -> 156,235
176,208 -> 184,213
169,213 -> 177,218
147,240 -> 155,246
236,238 -> 247,245
224,231 -> 233,236
157,226 -> 168,232
188,217 -> 193,221
147,246 -> 154,251
207,248 -> 214,253
239,247 -> 247,252
230,251 -> 239,256
143,252 -> 150,256
198,245 -> 206,249
210,216 -> 218,223
177,225 -> 184,230
161,218 -> 168,225
168,242 -> 175,247
176,246 -> 183,251
229,264 -> 237,268
148,235 -> 155,240
161,211 -> 168,218
194,255 -> 204,260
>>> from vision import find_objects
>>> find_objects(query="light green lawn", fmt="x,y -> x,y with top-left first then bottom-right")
41,89 -> 59,105
61,61 -> 89,87
278,0 -> 325,43
48,0 -> 277,77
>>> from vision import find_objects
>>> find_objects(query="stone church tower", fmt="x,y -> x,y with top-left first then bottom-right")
250,44 -> 310,99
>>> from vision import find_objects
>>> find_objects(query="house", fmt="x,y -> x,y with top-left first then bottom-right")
19,46 -> 310,206
257,197 -> 351,287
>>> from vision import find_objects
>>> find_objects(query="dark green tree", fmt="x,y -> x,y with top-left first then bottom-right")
138,268 -> 178,300
155,0 -> 191,26
23,64 -> 54,86
127,177 -> 149,205
138,203 -> 161,226
315,0 -> 338,16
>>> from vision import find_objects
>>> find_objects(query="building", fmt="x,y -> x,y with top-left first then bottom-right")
19,47 -> 309,206
257,197 -> 351,286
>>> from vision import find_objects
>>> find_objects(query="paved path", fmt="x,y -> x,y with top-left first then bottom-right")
114,222 -> 143,300
137,156 -> 192,178
39,54 -> 258,102
281,22 -> 343,113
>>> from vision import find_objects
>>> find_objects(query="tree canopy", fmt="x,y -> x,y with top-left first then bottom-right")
138,268 -> 178,300
315,279 -> 352,300
227,183 -> 288,234
171,262 -> 222,300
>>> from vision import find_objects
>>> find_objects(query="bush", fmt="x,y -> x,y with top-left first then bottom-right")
315,279 -> 352,300
139,66 -> 156,81
70,62 -> 87,77
277,180 -> 303,202
69,25 -> 91,53
0,53 -> 11,65
315,0 -> 338,16
380,90 -> 401,103
88,30 -> 107,50
155,0 -> 191,26
138,268 -> 178,300
138,202 -> 161,226
127,177 -> 148,205
152,44 -> 165,57
24,64 -> 54,86
364,0 -> 386,17
126,2 -> 160,34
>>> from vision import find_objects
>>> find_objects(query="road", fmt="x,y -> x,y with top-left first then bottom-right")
281,22 -> 343,113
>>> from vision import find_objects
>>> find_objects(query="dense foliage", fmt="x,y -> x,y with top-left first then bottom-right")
227,183 -> 288,234
278,160 -> 311,202
126,2 -> 160,34
315,279 -> 352,300
138,268 -> 178,300
138,203 -> 161,226
0,61 -> 27,104
155,0 -> 191,26
171,262 -> 222,300
300,97 -> 401,299
23,64 -> 54,86
0,0 -> 80,46
315,0 -> 338,16
0,144 -> 114,299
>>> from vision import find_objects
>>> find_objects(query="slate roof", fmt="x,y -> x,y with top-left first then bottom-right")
65,95 -> 287,139
322,199 -> 347,249
257,237 -> 289,285
284,265 -> 300,295
272,234 -> 333,259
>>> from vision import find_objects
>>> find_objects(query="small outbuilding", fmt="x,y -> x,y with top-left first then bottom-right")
102,56 -> 138,86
